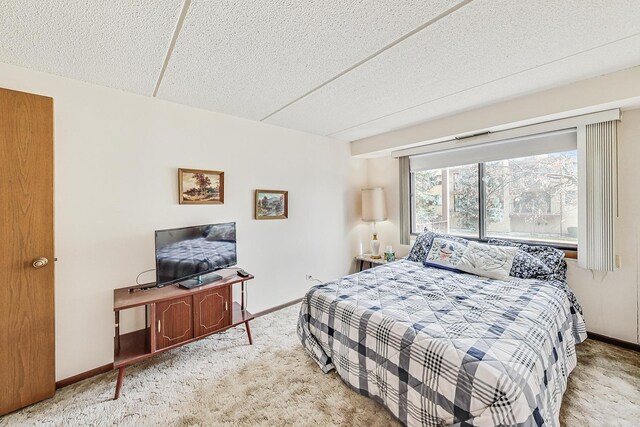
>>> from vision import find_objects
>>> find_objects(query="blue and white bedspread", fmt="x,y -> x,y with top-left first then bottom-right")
297,259 -> 586,426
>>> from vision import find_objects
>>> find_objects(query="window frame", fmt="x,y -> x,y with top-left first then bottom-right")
409,159 -> 579,252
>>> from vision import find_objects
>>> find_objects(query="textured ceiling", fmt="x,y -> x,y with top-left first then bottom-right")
0,0 -> 183,95
156,0 -> 462,120
265,0 -> 640,138
332,33 -> 640,141
1,0 -> 640,141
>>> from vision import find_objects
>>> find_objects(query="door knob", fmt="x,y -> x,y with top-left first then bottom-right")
32,257 -> 49,269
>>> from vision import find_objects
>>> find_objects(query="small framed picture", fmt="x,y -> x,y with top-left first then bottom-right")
178,168 -> 224,204
255,190 -> 288,220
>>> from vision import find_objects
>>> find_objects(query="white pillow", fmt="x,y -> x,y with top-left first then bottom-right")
457,241 -> 518,281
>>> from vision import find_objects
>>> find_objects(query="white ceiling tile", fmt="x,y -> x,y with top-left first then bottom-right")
266,0 -> 640,137
331,34 -> 640,141
0,0 -> 183,95
156,0 -> 464,120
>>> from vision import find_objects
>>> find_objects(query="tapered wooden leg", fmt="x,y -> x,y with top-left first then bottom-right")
245,321 -> 253,345
114,367 -> 125,400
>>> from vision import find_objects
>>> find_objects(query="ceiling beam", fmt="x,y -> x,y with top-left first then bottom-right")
153,0 -> 192,97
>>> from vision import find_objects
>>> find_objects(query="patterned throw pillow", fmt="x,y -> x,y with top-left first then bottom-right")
406,231 -> 434,262
408,231 -> 471,263
488,239 -> 565,276
457,241 -> 518,281
423,237 -> 467,271
511,250 -> 554,279
553,258 -> 569,282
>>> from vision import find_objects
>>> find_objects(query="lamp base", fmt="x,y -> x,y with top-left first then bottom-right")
370,233 -> 381,259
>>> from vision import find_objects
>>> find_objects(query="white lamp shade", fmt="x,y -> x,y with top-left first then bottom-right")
362,188 -> 387,222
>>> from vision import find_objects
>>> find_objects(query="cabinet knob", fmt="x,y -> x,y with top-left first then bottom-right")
32,257 -> 49,269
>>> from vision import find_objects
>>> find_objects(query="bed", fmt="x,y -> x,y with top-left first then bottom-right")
297,235 -> 586,426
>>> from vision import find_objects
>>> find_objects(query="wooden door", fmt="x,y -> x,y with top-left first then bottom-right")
155,296 -> 194,350
194,286 -> 231,337
0,88 -> 55,414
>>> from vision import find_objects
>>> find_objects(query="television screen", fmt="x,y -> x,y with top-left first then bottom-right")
155,222 -> 237,287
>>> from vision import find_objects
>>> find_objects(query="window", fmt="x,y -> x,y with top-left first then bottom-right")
411,164 -> 478,237
411,150 -> 578,247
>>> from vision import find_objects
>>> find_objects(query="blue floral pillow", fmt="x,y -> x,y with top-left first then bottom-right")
511,250 -> 554,279
488,239 -> 565,276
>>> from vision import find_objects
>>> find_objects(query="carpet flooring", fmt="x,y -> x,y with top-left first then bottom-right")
1,304 -> 638,426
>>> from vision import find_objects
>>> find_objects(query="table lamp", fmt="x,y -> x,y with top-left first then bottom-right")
362,188 -> 387,259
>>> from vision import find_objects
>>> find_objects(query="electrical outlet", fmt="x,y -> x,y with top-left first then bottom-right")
615,254 -> 622,268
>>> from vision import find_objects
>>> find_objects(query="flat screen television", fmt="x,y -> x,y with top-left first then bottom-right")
155,222 -> 237,287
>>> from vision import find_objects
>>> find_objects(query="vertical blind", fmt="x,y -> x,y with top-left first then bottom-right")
399,157 -> 410,245
578,121 -> 618,271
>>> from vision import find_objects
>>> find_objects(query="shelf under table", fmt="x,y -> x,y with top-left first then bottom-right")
114,328 -> 150,368
114,302 -> 253,368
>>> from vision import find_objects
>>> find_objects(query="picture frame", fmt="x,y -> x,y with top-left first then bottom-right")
255,189 -> 288,220
178,168 -> 224,205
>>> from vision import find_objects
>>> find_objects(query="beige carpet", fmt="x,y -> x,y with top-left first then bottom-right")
1,305 -> 638,426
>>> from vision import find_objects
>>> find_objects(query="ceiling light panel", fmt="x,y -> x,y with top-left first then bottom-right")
156,0 -> 463,120
265,0 -> 640,137
0,0 -> 183,95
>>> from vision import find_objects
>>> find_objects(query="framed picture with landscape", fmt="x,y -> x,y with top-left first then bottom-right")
255,189 -> 288,220
178,168 -> 224,204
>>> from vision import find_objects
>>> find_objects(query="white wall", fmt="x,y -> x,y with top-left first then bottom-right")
0,62 -> 367,380
364,110 -> 640,345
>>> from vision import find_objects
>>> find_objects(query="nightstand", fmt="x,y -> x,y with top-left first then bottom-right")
356,254 -> 388,271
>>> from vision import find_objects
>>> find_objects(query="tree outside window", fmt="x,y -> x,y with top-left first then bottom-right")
411,150 -> 578,245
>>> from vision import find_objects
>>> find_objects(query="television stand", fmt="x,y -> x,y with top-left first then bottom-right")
112,269 -> 254,399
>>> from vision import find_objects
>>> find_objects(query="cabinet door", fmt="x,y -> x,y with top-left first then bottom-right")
155,296 -> 194,350
194,286 -> 231,337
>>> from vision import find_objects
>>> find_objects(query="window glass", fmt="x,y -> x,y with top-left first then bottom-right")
484,151 -> 578,244
410,150 -> 578,246
412,168 -> 442,233
412,164 -> 479,237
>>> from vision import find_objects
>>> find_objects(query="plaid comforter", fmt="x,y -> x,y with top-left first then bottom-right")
297,260 -> 586,426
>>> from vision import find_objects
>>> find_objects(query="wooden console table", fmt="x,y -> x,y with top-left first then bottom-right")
112,270 -> 254,399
